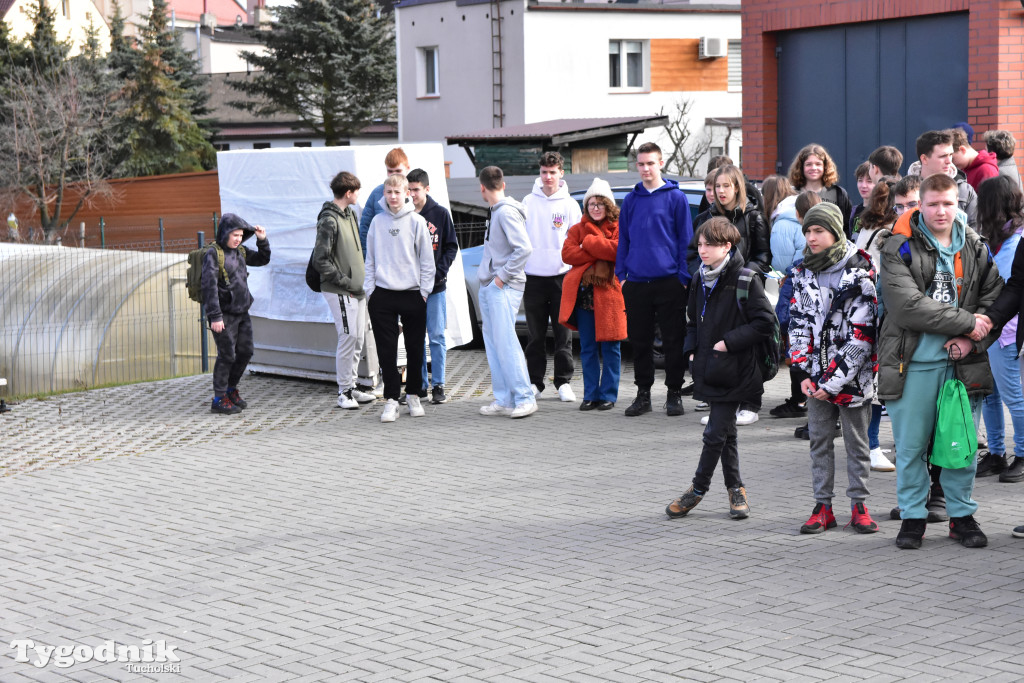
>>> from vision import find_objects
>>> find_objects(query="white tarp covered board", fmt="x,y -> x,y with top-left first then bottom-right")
217,144 -> 473,360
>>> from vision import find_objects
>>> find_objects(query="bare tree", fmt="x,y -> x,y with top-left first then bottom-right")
661,98 -> 714,177
0,58 -> 122,243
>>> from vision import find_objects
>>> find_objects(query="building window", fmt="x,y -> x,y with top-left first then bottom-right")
213,143 -> 231,151
609,40 -> 645,90
418,46 -> 440,97
728,40 -> 741,93
294,141 -> 312,148
253,142 -> 271,150
709,146 -> 724,159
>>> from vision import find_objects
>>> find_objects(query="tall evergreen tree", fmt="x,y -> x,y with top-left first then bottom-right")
107,1 -> 137,81
119,0 -> 215,176
230,0 -> 396,146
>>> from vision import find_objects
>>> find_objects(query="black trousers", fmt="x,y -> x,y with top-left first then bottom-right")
622,277 -> 686,390
212,311 -> 254,395
693,400 -> 743,491
523,274 -> 574,391
368,288 -> 428,400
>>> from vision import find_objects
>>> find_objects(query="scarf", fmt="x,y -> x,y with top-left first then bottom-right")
801,239 -> 848,273
700,251 -> 731,286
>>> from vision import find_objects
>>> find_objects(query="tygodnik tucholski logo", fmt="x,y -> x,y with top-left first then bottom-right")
9,638 -> 181,672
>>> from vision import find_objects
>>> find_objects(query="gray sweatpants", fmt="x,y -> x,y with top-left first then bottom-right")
807,397 -> 872,506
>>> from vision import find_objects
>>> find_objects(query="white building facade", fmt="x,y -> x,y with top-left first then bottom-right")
396,0 -> 742,177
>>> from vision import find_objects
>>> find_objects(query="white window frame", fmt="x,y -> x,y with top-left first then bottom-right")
727,40 -> 742,93
417,46 -> 440,98
609,40 -> 648,92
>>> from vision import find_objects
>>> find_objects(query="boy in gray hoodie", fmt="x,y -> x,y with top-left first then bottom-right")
365,174 -> 435,423
477,166 -> 537,419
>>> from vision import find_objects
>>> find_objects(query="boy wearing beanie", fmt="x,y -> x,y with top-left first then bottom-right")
788,203 -> 880,534
202,214 -> 271,414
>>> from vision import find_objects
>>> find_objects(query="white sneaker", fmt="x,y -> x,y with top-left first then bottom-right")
735,409 -> 759,426
700,415 -> 710,426
870,447 -> 896,471
695,401 -> 710,411
531,384 -> 542,397
407,394 -> 425,417
337,391 -> 358,410
350,388 -> 376,404
557,384 -> 577,402
510,401 -> 538,419
480,401 -> 512,416
380,399 -> 399,423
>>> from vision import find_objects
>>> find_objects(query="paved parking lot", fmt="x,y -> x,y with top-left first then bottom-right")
2,348 -> 1023,681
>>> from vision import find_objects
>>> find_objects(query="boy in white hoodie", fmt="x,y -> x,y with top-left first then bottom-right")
521,151 -> 582,401
365,174 -> 435,423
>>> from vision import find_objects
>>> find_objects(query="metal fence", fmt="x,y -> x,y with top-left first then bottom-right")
455,221 -> 487,249
0,235 -> 213,400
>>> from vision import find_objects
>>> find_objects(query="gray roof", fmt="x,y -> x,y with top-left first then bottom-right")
447,116 -> 669,145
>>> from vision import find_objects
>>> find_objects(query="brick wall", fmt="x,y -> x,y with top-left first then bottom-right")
742,0 -> 1024,178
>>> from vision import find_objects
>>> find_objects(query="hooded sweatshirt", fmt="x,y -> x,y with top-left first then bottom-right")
313,201 -> 364,298
201,214 -> 271,322
616,179 -> 694,284
478,197 -> 531,291
964,149 -> 1000,191
364,196 -> 435,300
769,195 -> 805,272
418,195 -> 460,294
912,209 -> 968,363
521,178 -> 581,277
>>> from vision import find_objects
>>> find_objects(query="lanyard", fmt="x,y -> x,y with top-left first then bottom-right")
700,278 -> 718,322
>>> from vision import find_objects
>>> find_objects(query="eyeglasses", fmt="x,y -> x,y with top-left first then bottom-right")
893,201 -> 919,215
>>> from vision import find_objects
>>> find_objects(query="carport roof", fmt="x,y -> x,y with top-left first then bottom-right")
446,116 -> 669,146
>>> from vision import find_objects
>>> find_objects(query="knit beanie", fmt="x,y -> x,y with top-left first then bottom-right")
802,202 -> 844,242
582,178 -> 615,209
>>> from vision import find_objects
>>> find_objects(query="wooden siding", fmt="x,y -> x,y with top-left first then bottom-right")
650,39 -> 728,92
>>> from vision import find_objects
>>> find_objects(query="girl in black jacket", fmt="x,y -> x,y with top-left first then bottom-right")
688,165 -> 772,278
666,217 -> 776,521
789,143 -> 854,238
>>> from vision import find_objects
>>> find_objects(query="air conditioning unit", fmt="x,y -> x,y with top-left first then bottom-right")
699,37 -> 727,60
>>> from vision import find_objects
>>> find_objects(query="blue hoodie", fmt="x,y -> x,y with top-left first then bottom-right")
616,179 -> 693,283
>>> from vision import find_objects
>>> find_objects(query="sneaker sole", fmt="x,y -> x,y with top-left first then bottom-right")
850,523 -> 879,534
729,510 -> 749,520
998,473 -> 1024,483
949,532 -> 988,548
871,465 -> 896,472
1011,528 -> 1024,538
895,537 -> 923,549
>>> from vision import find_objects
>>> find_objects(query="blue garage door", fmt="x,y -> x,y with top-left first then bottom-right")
777,13 -> 968,194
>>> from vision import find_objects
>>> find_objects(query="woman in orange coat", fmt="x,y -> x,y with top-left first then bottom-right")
559,179 -> 628,410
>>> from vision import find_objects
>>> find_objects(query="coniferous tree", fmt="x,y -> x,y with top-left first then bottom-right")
230,0 -> 396,146
107,1 -> 137,81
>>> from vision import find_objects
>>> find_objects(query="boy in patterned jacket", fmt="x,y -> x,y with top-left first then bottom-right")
788,203 -> 880,535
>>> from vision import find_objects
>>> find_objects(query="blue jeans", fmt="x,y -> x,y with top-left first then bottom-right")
576,308 -> 620,402
478,281 -> 534,409
420,291 -> 447,390
982,342 -> 1024,457
868,403 -> 883,450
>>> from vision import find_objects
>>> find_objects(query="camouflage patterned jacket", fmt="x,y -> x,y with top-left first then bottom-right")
789,243 -> 878,407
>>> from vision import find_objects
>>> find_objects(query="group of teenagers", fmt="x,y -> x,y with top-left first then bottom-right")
201,132 -> 1024,549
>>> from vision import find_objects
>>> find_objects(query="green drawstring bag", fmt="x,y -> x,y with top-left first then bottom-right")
931,378 -> 977,469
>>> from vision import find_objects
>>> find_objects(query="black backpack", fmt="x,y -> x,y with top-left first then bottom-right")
305,251 -> 321,293
735,268 -> 781,382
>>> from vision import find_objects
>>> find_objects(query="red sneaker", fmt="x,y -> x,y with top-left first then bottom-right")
847,502 -> 879,534
800,502 -> 837,534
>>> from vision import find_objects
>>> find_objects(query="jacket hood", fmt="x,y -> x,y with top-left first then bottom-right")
972,150 -> 1000,169
217,213 -> 255,246
420,194 -> 440,214
773,195 -> 799,222
630,178 -> 680,196
378,195 -> 416,218
492,196 -> 527,219
318,200 -> 352,222
893,206 -> 969,244
531,177 -> 572,201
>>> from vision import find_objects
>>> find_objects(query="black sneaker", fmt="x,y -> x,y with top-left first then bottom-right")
975,450 -> 1007,478
680,383 -> 695,396
665,389 -> 684,416
949,515 -> 988,548
226,388 -> 247,410
625,389 -> 652,417
211,397 -> 242,415
770,398 -> 807,418
890,506 -> 902,520
896,518 -> 927,549
794,423 -> 809,440
926,482 -> 948,523
999,456 -> 1024,483
399,393 -> 408,406
431,385 -> 448,404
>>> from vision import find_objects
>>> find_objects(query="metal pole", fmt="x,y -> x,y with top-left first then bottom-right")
198,230 -> 209,373
100,217 -> 105,249
78,222 -> 85,246
159,218 -> 165,253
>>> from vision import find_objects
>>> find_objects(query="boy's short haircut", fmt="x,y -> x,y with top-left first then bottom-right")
384,174 -> 409,191
948,128 -> 970,150
384,147 -> 409,168
920,172 -> 958,197
855,161 -> 871,180
868,146 -> 904,176
479,166 -> 504,191
329,171 -> 361,198
916,130 -> 953,159
703,170 -> 717,186
636,141 -> 662,158
794,190 -> 822,218
538,151 -> 564,170
406,168 -> 429,186
985,130 -> 1016,160
893,175 -> 921,198
697,216 -> 741,246
706,155 -> 734,174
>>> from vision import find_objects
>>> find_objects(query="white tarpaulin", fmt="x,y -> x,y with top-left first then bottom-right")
217,144 -> 473,355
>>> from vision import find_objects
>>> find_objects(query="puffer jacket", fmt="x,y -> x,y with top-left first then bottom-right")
788,243 -> 877,407
688,200 -> 771,276
876,209 -> 1003,399
769,195 -> 805,272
